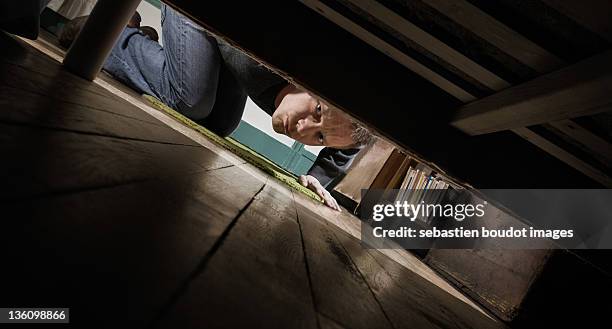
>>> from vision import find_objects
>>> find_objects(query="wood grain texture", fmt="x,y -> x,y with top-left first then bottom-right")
513,127 -> 612,187
0,166 -> 264,328
349,244 -> 506,329
155,184 -> 318,329
296,181 -> 490,316
344,0 -> 510,90
318,313 -> 347,329
334,138 -> 395,204
300,0 -> 476,102
425,248 -> 551,321
0,84 -> 195,145
452,50 -> 612,135
408,0 -> 610,184
547,119 -> 612,168
0,123 -> 231,200
421,0 -> 563,73
295,202 -> 393,329
0,62 -> 168,127
541,0 -> 612,43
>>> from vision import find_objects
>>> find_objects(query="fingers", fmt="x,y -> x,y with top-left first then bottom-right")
299,175 -> 309,187
298,175 -> 341,211
318,188 -> 341,212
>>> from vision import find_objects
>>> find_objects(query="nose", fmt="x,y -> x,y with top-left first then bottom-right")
296,118 -> 321,136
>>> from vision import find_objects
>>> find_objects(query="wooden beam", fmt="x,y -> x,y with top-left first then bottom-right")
421,0 -> 564,73
548,119 -> 612,167
513,127 -> 612,187
300,0 -> 476,102
540,0 -> 612,43
422,0 -> 612,184
451,50 -> 612,135
343,0 -> 509,90
308,0 -> 611,185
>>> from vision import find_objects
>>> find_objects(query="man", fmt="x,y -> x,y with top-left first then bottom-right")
101,5 -> 370,210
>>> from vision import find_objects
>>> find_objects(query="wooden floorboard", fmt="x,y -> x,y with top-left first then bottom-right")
295,202 -> 504,329
0,32 -> 170,128
0,123 -> 231,200
318,313 -> 348,329
0,84 -> 197,146
0,62 -> 170,128
295,201 -> 394,329
0,166 -> 265,328
339,234 -> 505,329
0,25 -> 510,329
154,184 -> 318,329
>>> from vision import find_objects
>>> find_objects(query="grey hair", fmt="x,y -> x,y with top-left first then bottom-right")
350,121 -> 373,147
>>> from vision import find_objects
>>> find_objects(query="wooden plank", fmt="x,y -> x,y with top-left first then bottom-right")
468,0 -> 609,62
336,232 -> 506,329
324,0 -> 611,189
541,0 -> 612,43
318,313 -> 347,329
0,85 -> 196,146
368,149 -> 407,190
0,31 -> 66,77
548,119 -> 612,167
411,0 -> 612,186
425,248 -> 552,321
452,50 -> 612,135
154,184 -> 318,329
426,248 -> 612,327
295,202 -> 393,329
373,0 -> 609,185
512,127 -> 612,187
0,123 -> 231,200
334,138 -> 395,204
298,0 -> 610,188
344,0 -> 510,90
0,166 -> 265,328
0,62 -> 167,126
421,0 -> 564,73
299,0 -> 476,102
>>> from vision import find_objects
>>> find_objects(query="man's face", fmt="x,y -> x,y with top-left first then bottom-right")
272,88 -> 355,148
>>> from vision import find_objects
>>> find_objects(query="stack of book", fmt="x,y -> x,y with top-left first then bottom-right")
394,164 -> 451,225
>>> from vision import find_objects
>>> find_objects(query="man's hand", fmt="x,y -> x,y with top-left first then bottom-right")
299,175 -> 341,211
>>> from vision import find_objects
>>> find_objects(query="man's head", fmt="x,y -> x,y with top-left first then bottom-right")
272,85 -> 371,148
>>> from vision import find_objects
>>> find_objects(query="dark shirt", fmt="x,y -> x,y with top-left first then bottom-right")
217,40 -> 360,188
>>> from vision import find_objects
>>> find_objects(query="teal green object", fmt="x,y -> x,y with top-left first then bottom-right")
230,121 -> 317,176
145,0 -> 162,9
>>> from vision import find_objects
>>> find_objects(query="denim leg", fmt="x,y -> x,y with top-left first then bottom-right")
196,63 -> 247,137
158,4 -> 221,119
103,27 -> 164,97
103,4 -> 221,120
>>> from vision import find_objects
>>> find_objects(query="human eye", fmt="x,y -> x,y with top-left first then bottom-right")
315,102 -> 322,116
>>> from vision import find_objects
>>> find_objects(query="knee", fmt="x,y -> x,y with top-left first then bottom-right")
172,93 -> 216,121
196,115 -> 241,138
208,123 -> 238,138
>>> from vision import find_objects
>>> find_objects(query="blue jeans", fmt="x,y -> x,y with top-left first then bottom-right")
103,4 -> 246,136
